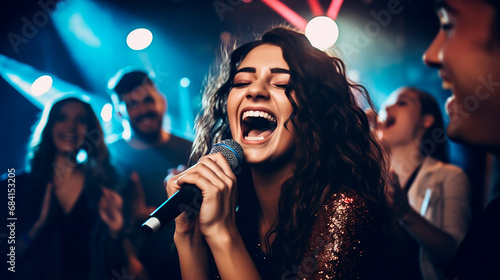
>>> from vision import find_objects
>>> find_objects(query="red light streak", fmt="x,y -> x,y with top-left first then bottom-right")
307,0 -> 324,16
259,0 -> 308,30
326,0 -> 344,19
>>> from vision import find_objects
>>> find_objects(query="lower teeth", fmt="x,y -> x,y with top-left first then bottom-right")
245,136 -> 264,141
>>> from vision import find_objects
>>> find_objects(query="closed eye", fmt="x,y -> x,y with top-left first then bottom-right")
274,84 -> 287,89
233,82 -> 251,88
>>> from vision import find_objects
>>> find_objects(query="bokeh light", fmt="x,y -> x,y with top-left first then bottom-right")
31,75 -> 53,96
305,16 -> 339,50
76,150 -> 88,164
101,103 -> 113,122
180,77 -> 190,88
126,28 -> 153,50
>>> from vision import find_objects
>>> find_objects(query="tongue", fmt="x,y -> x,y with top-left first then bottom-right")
248,128 -> 272,139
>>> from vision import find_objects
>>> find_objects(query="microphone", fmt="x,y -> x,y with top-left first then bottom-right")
141,139 -> 244,235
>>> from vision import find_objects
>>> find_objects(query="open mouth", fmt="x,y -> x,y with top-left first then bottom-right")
445,95 -> 456,116
384,116 -> 396,129
439,71 -> 454,91
442,80 -> 454,90
241,110 -> 277,141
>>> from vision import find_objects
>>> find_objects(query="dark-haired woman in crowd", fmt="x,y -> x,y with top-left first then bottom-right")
11,95 -> 126,279
377,87 -> 471,280
166,26 -> 403,279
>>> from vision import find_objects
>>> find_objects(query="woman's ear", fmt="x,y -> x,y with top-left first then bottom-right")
422,114 -> 435,129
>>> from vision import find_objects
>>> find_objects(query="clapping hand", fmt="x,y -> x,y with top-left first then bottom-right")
99,187 -> 124,239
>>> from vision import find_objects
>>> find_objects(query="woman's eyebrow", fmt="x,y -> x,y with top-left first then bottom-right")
235,67 -> 290,74
270,68 -> 290,74
235,67 -> 255,74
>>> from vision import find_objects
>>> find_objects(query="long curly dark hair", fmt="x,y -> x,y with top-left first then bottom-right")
26,96 -> 116,189
191,27 -> 394,273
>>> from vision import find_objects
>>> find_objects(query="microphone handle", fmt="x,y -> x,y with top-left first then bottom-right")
142,184 -> 202,235
142,139 -> 244,235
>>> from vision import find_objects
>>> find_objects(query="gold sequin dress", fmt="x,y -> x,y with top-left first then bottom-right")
214,192 -> 399,279
297,192 -> 389,279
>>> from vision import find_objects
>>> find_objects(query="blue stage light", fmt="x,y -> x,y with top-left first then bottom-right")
180,77 -> 190,88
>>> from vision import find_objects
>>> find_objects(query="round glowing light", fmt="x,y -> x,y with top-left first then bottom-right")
31,75 -> 53,96
101,103 -> 113,122
305,16 -> 339,50
180,77 -> 190,88
76,150 -> 88,164
127,28 -> 153,51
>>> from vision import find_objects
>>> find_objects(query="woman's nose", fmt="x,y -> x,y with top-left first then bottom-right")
246,80 -> 270,100
64,119 -> 78,131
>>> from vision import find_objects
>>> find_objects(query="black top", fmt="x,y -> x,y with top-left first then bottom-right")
445,195 -> 500,279
0,171 -> 126,280
57,190 -> 94,280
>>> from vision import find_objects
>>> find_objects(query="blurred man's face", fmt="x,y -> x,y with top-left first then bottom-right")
423,0 -> 500,152
120,83 -> 166,143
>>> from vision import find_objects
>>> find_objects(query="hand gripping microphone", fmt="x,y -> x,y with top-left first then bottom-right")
141,139 -> 244,235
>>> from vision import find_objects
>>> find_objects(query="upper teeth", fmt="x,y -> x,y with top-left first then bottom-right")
245,136 -> 265,141
442,81 -> 453,90
242,110 -> 276,122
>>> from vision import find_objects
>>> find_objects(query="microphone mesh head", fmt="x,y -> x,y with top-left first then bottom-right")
211,139 -> 245,172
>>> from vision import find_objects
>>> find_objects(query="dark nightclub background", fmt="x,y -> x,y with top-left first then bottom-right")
0,0 -> 488,213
